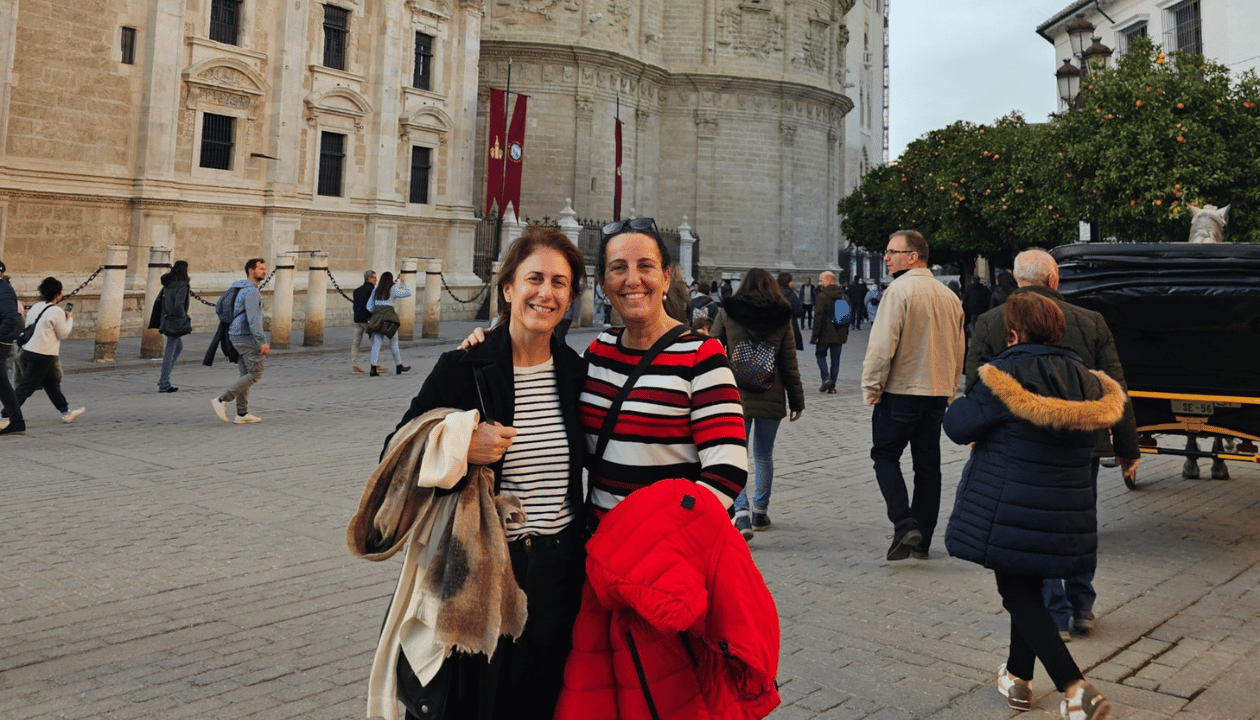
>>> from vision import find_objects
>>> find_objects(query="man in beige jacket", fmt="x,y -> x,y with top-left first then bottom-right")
860,230 -> 965,561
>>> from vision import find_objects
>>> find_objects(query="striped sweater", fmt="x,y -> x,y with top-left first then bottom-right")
580,327 -> 748,509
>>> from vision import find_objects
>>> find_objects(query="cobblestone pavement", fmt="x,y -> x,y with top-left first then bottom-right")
2,324 -> 1259,719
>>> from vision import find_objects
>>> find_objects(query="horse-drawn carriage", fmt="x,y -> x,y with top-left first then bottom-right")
1051,242 -> 1260,488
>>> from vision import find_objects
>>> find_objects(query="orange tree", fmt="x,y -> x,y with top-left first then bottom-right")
1051,34 -> 1260,243
839,115 -> 1079,269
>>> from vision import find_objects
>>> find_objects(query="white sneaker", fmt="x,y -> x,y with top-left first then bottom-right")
62,407 -> 86,424
211,396 -> 229,423
234,413 -> 261,424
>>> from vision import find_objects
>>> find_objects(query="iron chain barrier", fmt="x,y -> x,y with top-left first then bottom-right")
62,266 -> 105,300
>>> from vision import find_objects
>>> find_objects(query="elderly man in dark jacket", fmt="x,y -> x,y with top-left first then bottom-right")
965,248 -> 1139,640
351,269 -> 376,374
0,259 -> 25,436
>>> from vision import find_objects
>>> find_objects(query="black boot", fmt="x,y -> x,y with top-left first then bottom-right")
370,366 -> 379,377
396,364 -> 411,374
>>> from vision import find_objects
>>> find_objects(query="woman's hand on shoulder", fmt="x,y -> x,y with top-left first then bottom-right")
458,326 -> 488,350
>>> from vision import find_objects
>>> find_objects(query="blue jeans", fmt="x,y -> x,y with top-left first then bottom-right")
1044,459 -> 1101,629
733,417 -> 781,515
815,343 -> 842,386
871,393 -> 947,548
158,335 -> 183,391
371,332 -> 401,366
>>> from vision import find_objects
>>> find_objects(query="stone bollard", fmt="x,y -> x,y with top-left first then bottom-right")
558,198 -> 583,328
678,217 -> 696,287
93,245 -> 129,362
140,246 -> 172,359
303,252 -> 328,346
489,261 -> 503,321
271,255 -> 296,349
582,264 -> 595,327
397,257 -> 419,341
423,258 -> 442,339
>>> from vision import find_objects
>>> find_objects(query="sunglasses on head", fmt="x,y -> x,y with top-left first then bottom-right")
600,217 -> 658,242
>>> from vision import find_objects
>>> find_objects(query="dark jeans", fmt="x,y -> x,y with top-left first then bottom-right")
0,342 -> 22,424
871,393 -> 947,548
802,303 -> 813,325
815,343 -> 842,386
996,571 -> 1084,691
400,522 -> 585,720
15,350 -> 69,414
1044,459 -> 1101,628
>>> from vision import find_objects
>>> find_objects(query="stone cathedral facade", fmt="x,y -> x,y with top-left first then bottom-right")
0,0 -> 875,334
477,0 -> 859,275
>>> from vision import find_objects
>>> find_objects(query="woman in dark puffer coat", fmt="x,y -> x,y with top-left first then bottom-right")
711,268 -> 804,540
943,293 -> 1125,720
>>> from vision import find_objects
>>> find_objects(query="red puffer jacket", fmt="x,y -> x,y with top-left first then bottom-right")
555,479 -> 780,720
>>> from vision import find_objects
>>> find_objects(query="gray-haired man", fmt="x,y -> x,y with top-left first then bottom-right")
351,269 -> 376,374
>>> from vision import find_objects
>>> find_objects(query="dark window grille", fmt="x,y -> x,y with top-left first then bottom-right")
1170,0 -> 1202,54
209,0 -> 241,45
413,32 -> 433,90
199,113 -> 235,170
1119,22 -> 1147,56
318,131 -> 345,197
323,5 -> 349,70
120,27 -> 136,64
410,147 -> 431,204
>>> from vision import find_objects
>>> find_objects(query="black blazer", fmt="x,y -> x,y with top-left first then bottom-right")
386,323 -> 589,514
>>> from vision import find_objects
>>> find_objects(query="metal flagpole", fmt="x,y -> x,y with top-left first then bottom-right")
493,59 -> 512,259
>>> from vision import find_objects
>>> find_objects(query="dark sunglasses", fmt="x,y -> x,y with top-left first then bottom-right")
600,217 -> 658,242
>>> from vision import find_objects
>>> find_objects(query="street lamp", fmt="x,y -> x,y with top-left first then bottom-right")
1056,58 -> 1082,109
1057,14 -> 1113,112
1081,37 -> 1115,73
1066,14 -> 1095,59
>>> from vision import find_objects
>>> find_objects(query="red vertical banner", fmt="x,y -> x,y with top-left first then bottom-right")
485,88 -> 506,216
613,118 -> 623,221
502,94 -> 528,217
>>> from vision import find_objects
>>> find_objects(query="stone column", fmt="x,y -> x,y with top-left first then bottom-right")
140,246 -> 172,358
93,245 -> 129,362
397,257 -> 419,341
303,252 -> 328,346
558,198 -> 584,327
586,264 -> 598,326
270,254 -> 296,349
678,217 -> 695,286
423,259 -> 442,339
489,261 -> 503,321
501,208 -> 525,258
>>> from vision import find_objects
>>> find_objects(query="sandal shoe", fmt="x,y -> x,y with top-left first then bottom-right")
997,664 -> 1032,711
1060,682 -> 1111,720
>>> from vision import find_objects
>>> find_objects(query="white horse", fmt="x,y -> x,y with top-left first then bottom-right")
1188,203 -> 1230,243
1182,203 -> 1234,479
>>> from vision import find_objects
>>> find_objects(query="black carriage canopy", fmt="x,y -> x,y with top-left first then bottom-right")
1051,243 -> 1260,439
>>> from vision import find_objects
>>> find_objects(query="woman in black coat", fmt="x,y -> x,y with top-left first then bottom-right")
943,292 -> 1125,720
157,260 -> 191,393
384,226 -> 589,720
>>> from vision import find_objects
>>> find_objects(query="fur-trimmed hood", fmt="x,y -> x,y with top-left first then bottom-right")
978,362 -> 1126,433
721,294 -> 793,335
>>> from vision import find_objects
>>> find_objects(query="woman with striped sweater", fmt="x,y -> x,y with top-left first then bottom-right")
582,218 -> 748,513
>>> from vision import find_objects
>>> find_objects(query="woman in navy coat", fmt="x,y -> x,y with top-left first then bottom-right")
943,293 -> 1126,720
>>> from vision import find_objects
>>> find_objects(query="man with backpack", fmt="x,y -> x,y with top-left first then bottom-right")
211,258 -> 269,424
810,271 -> 849,393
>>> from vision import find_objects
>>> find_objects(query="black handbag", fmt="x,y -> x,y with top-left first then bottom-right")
16,305 -> 52,348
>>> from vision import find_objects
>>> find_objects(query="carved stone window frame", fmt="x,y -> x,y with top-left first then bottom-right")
182,58 -> 268,179
304,87 -> 372,201
399,106 -> 450,206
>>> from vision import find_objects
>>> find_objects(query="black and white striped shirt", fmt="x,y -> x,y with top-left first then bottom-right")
500,358 -> 575,539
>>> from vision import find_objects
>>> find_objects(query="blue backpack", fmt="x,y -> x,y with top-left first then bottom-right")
832,297 -> 851,327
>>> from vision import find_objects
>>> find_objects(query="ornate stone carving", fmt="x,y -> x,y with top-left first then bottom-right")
803,19 -> 828,71
496,0 -> 571,23
716,2 -> 784,59
635,109 -> 650,124
575,95 -> 595,118
406,0 -> 450,22
834,0 -> 856,15
695,111 -> 719,138
779,123 -> 796,145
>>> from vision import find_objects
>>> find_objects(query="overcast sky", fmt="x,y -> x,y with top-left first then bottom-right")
888,0 -> 1072,161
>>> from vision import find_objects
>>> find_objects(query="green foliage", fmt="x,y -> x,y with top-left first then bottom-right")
1053,35 -> 1260,242
840,34 -> 1260,255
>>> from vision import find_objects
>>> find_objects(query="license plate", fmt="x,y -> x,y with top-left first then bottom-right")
1170,400 -> 1241,415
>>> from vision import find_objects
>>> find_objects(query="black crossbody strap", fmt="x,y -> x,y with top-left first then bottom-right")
593,325 -> 688,474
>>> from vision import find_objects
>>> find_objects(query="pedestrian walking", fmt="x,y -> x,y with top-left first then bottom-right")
712,267 -> 805,540
777,272 -> 804,350
0,259 -> 27,436
847,278 -> 868,330
11,277 -> 85,427
811,271 -> 848,393
351,269 -> 376,374
210,258 -> 269,424
799,277 -> 816,325
944,292 -> 1122,720
367,271 -> 412,377
156,260 -> 192,393
861,230 -> 964,562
